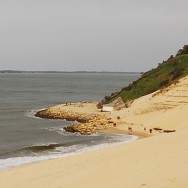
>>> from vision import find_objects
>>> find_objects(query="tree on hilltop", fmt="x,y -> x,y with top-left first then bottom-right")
176,45 -> 188,56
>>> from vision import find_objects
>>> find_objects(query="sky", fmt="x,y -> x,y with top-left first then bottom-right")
0,0 -> 188,72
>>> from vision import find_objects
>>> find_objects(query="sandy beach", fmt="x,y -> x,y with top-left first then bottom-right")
1,75 -> 188,188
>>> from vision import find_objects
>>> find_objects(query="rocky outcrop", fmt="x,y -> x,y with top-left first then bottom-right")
35,107 -> 116,135
35,108 -> 88,123
63,115 -> 117,135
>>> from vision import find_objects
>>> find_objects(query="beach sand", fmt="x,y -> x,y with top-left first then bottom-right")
1,76 -> 188,188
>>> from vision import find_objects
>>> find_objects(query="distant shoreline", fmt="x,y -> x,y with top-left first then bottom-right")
0,70 -> 140,74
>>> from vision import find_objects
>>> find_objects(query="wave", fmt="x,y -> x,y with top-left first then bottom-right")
21,143 -> 63,153
25,109 -> 46,119
0,135 -> 137,171
45,126 -> 101,137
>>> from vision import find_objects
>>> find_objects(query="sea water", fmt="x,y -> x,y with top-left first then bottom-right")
0,73 -> 139,170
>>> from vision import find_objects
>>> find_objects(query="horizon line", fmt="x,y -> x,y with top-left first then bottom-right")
0,70 -> 141,74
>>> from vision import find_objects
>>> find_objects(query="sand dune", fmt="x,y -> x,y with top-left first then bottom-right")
1,76 -> 188,188
113,76 -> 188,133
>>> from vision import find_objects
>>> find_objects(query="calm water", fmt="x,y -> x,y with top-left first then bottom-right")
0,73 -> 139,170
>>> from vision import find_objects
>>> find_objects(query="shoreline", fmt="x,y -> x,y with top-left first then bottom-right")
1,76 -> 188,187
1,105 -> 140,171
0,131 -> 137,172
1,129 -> 188,188
0,102 -> 148,171
99,127 -> 151,139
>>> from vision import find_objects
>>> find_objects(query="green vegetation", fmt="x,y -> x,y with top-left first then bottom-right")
100,45 -> 188,105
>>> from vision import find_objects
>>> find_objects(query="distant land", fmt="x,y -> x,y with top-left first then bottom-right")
0,70 -> 140,74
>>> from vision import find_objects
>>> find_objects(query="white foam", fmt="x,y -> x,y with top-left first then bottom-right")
25,108 -> 46,119
0,135 -> 137,171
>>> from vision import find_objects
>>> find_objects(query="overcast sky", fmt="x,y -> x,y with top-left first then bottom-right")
0,0 -> 188,72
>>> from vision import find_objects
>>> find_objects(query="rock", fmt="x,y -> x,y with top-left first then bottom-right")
36,107 -> 116,135
63,125 -> 77,133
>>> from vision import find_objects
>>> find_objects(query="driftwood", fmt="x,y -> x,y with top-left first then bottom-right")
163,129 -> 176,133
153,128 -> 163,131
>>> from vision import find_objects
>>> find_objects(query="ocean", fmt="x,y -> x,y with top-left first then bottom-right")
0,72 -> 139,170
